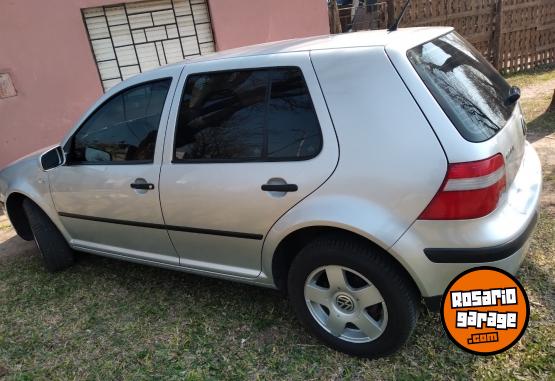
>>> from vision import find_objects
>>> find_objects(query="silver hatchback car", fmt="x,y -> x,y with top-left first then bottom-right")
0,27 -> 542,357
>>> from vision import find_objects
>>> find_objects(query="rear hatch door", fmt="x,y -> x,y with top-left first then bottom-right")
386,30 -> 526,186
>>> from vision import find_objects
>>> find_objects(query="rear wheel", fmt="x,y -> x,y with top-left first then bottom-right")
287,236 -> 418,358
23,199 -> 74,272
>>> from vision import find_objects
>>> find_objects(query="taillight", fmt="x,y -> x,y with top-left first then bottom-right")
418,154 -> 506,220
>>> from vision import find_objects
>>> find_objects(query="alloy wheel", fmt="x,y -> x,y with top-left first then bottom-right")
304,265 -> 388,343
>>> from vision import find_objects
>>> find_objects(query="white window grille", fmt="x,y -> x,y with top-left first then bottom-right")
83,0 -> 215,91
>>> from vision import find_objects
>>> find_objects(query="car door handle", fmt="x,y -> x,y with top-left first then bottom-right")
130,182 -> 155,190
261,184 -> 298,192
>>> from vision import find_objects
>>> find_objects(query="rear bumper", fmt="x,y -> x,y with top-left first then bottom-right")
423,211 -> 538,263
421,213 -> 537,313
390,142 -> 542,298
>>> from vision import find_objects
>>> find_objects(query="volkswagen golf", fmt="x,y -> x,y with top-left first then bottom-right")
0,27 -> 542,357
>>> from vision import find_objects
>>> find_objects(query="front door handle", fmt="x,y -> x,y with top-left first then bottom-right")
130,182 -> 155,190
261,184 -> 298,192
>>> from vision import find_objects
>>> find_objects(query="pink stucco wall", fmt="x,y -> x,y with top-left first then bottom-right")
208,0 -> 330,50
0,0 -> 133,169
0,0 -> 329,169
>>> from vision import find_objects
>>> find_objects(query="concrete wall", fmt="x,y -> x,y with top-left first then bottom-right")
0,0 -> 329,169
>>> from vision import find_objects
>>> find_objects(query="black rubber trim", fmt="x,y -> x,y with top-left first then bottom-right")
58,212 -> 263,240
423,295 -> 442,312
424,212 -> 538,263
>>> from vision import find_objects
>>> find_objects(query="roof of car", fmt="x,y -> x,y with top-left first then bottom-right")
105,26 -> 453,97
181,27 -> 453,65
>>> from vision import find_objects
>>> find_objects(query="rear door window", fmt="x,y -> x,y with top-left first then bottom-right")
407,32 -> 515,142
173,67 -> 322,162
174,70 -> 267,160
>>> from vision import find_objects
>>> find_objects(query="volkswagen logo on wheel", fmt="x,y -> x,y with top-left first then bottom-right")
336,294 -> 355,312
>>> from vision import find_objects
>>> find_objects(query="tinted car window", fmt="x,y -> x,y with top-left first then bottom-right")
70,79 -> 171,163
267,69 -> 322,158
175,70 -> 266,160
174,67 -> 322,162
407,32 -> 515,142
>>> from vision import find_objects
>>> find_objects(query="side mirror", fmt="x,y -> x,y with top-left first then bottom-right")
39,146 -> 65,171
505,86 -> 521,106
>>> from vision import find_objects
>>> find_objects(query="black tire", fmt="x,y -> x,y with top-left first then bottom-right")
287,235 -> 419,358
22,199 -> 74,272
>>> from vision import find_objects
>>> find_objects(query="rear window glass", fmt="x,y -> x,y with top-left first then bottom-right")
407,32 -> 515,142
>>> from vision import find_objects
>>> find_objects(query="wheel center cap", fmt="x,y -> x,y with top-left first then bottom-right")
335,294 -> 355,313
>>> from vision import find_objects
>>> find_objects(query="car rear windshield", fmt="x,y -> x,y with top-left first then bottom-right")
407,32 -> 515,142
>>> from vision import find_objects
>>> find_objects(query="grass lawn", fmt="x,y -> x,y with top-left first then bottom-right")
0,70 -> 554,380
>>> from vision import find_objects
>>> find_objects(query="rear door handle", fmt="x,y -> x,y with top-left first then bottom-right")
130,182 -> 155,190
261,184 -> 298,192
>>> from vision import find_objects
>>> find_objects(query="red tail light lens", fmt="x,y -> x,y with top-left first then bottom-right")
419,154 -> 506,220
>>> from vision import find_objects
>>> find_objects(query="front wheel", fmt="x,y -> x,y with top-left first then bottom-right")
287,236 -> 419,358
23,199 -> 74,272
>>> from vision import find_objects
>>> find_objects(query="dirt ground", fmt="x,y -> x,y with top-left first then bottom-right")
509,70 -> 555,215
0,211 -> 35,263
532,133 -> 555,211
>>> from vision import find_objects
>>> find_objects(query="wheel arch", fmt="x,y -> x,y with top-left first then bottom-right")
5,190 -> 67,243
270,225 -> 421,300
5,192 -> 33,240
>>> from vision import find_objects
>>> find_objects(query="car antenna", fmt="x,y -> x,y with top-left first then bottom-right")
388,0 -> 411,32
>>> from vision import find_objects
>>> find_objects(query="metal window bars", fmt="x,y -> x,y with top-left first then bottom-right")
82,0 -> 215,91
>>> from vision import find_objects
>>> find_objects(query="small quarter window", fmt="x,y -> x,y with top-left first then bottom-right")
70,79 -> 171,164
174,67 -> 322,162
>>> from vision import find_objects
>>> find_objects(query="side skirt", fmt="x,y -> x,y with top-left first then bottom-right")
71,242 -> 276,289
